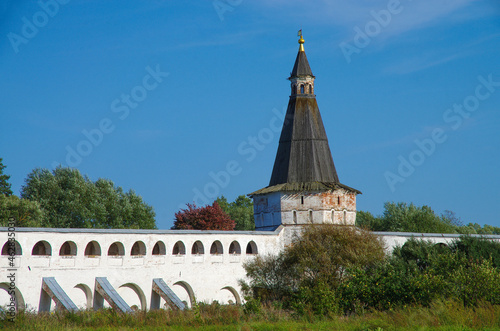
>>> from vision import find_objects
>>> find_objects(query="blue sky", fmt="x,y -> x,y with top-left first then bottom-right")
1,0 -> 499,229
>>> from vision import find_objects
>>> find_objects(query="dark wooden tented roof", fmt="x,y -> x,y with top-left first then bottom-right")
290,47 -> 313,78
269,96 -> 339,186
250,37 -> 360,196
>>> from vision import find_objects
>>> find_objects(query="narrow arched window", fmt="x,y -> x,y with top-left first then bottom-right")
309,84 -> 312,93
210,241 -> 223,255
191,241 -> 204,255
293,210 -> 297,224
246,241 -> 258,255
152,241 -> 166,255
229,241 -> 241,254
131,241 -> 146,256
108,242 -> 125,256
309,210 -> 313,223
84,241 -> 101,257
32,241 -> 51,256
343,210 -> 347,224
59,241 -> 76,256
300,85 -> 305,94
172,241 -> 186,255
2,241 -> 22,256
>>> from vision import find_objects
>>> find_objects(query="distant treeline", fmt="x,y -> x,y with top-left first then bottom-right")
356,202 -> 500,235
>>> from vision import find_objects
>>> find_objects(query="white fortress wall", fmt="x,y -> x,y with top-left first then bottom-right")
1,226 -> 499,312
0,227 -> 285,311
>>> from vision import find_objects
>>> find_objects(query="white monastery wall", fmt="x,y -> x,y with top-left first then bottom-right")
1,226 -> 499,312
0,227 -> 284,311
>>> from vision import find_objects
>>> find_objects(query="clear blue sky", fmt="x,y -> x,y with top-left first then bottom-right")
1,0 -> 499,229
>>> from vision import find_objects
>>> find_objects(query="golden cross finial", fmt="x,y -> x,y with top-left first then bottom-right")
298,29 -> 305,51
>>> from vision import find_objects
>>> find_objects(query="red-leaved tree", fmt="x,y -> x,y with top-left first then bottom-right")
172,202 -> 235,230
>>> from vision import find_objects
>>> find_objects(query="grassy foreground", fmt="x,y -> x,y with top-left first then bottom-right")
2,300 -> 500,330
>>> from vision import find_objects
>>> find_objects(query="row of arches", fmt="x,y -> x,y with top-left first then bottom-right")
292,82 -> 313,95
0,279 -> 241,312
1,239 -> 258,257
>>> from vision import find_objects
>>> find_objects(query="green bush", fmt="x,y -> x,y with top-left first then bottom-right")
242,225 -> 385,315
340,237 -> 500,313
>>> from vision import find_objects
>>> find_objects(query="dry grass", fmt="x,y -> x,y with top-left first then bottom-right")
2,300 -> 500,330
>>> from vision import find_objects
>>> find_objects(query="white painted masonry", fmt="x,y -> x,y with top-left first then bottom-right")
0,227 -> 283,311
2,226 -> 499,312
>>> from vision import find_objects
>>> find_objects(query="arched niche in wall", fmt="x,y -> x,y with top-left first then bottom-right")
74,283 -> 93,309
59,241 -> 77,256
191,241 -> 204,255
84,241 -> 101,257
246,241 -> 258,255
173,281 -> 195,308
152,241 -> 166,255
0,282 -> 25,311
220,286 -> 242,305
229,241 -> 241,255
210,241 -> 223,255
172,241 -> 186,255
119,283 -> 147,311
130,241 -> 146,256
2,240 -> 22,256
32,240 -> 51,256
108,242 -> 125,256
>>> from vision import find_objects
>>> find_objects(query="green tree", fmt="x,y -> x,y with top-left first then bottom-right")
20,167 -> 156,229
357,202 -> 499,235
356,202 -> 458,233
0,158 -> 13,196
451,235 -> 500,268
242,225 -> 385,314
0,194 -> 44,227
216,195 -> 254,230
355,210 -> 378,229
340,236 -> 500,312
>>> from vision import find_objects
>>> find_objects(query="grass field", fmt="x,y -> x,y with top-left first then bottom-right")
2,299 -> 500,330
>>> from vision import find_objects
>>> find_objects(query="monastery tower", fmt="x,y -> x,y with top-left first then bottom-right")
250,32 -> 361,230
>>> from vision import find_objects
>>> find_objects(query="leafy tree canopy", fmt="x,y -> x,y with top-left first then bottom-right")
20,167 -> 156,229
356,202 -> 500,235
0,158 -> 13,196
241,225 -> 385,310
356,202 -> 458,233
172,202 -> 235,230
0,194 -> 44,227
216,195 -> 254,230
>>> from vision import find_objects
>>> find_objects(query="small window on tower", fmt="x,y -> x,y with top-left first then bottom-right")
300,85 -> 305,94
309,84 -> 312,93
338,196 -> 340,205
301,196 -> 304,204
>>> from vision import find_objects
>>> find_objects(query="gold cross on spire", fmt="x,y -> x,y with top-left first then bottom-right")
298,29 -> 305,51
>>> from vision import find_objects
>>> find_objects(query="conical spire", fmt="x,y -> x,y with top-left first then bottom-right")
250,32 -> 360,196
268,96 -> 339,185
268,33 -> 339,187
290,32 -> 313,78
